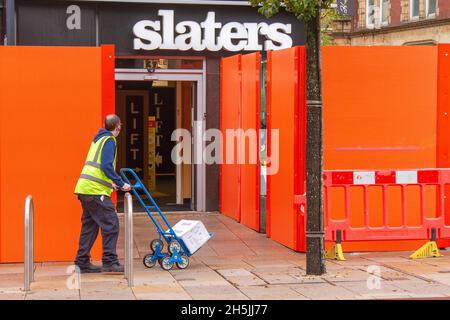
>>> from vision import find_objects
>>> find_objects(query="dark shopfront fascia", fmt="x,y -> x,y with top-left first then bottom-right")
1,0 -> 5,43
7,0 -> 306,212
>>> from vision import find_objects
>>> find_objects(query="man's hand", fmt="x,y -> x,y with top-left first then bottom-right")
112,182 -> 119,191
121,183 -> 131,192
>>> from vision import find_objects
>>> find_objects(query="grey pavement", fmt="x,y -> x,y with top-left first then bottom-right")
1,212 -> 450,300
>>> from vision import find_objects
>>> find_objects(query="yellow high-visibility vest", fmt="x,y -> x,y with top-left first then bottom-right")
74,135 -> 117,196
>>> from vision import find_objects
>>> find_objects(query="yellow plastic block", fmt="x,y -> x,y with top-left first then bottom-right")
325,243 -> 346,261
409,241 -> 442,259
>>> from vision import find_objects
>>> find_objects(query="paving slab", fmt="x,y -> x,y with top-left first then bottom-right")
0,264 -> 24,275
320,267 -> 372,283
133,270 -> 177,286
420,273 -> 450,286
244,258 -> 298,269
25,289 -> 80,300
373,266 -> 418,281
0,292 -> 26,300
29,275 -> 75,291
378,261 -> 444,275
209,243 -> 256,256
289,274 -> 327,284
216,269 -> 266,286
80,281 -> 135,300
336,280 -> 412,299
390,279 -> 450,297
196,257 -> 253,270
34,263 -> 73,278
237,285 -> 307,300
183,285 -> 249,300
290,283 -> 363,300
132,283 -> 191,300
191,245 -> 219,257
172,270 -> 231,287
250,271 -> 303,285
326,256 -> 373,267
0,273 -> 23,290
79,273 -> 127,283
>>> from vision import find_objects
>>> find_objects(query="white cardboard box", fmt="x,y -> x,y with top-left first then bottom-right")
170,219 -> 212,254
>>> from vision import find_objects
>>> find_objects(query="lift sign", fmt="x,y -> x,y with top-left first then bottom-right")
133,10 -> 293,52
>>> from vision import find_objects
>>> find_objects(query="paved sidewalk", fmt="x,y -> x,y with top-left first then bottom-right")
1,212 -> 450,300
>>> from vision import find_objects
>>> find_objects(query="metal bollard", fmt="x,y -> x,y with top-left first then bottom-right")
24,195 -> 34,292
124,192 -> 134,287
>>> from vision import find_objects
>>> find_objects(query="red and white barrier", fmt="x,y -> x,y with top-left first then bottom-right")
323,168 -> 450,242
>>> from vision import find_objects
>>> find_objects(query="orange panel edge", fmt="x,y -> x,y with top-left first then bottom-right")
0,47 -> 2,262
255,52 -> 261,232
101,44 -> 117,204
219,54 -> 242,222
219,57 -> 223,214
266,50 -> 272,238
437,43 -> 450,240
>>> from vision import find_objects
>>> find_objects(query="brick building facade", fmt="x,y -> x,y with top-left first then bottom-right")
333,0 -> 450,45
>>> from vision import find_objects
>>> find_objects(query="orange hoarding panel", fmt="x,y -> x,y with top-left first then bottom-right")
323,46 -> 437,170
220,55 -> 241,221
437,44 -> 450,227
267,46 -> 306,251
0,45 -> 113,262
322,46 -> 449,251
240,52 -> 260,232
101,45 -> 118,205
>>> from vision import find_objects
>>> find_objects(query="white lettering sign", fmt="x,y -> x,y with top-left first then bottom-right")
66,5 -> 81,30
133,10 -> 293,52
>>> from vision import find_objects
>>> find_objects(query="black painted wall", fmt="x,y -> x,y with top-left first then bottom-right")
206,57 -> 221,212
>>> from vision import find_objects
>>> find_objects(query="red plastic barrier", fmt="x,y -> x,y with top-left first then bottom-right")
324,169 -> 450,243
267,46 -> 306,251
220,55 -> 242,221
240,52 -> 261,231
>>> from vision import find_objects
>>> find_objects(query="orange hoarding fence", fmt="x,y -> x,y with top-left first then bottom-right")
0,45 -> 114,262
219,45 -> 450,254
437,44 -> 450,227
240,52 -> 261,232
220,52 -> 261,229
101,45 -> 118,205
220,55 -> 241,221
266,46 -> 306,251
322,46 -> 437,171
321,45 -> 450,252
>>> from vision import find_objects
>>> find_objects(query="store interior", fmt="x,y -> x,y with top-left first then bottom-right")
115,75 -> 194,212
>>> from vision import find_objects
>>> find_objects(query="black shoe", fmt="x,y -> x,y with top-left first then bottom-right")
102,263 -> 124,274
76,263 -> 102,274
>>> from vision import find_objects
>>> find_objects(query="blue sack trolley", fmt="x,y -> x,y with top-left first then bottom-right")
120,168 -> 212,271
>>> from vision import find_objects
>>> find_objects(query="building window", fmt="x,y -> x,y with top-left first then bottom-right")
426,0 -> 436,17
366,0 -> 375,28
410,0 -> 420,19
380,0 -> 390,25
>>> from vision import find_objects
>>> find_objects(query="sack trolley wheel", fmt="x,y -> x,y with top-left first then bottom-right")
168,239 -> 182,254
143,253 -> 156,268
159,256 -> 174,271
150,239 -> 164,253
176,255 -> 190,269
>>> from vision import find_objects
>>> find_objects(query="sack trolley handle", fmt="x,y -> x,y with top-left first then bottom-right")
120,168 -> 178,243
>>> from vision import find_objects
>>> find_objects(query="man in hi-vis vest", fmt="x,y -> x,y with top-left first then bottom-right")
74,114 -> 131,273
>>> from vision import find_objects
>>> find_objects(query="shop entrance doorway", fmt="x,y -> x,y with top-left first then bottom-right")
115,58 -> 206,212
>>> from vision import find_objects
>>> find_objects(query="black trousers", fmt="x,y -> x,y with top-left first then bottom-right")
75,194 -> 119,267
